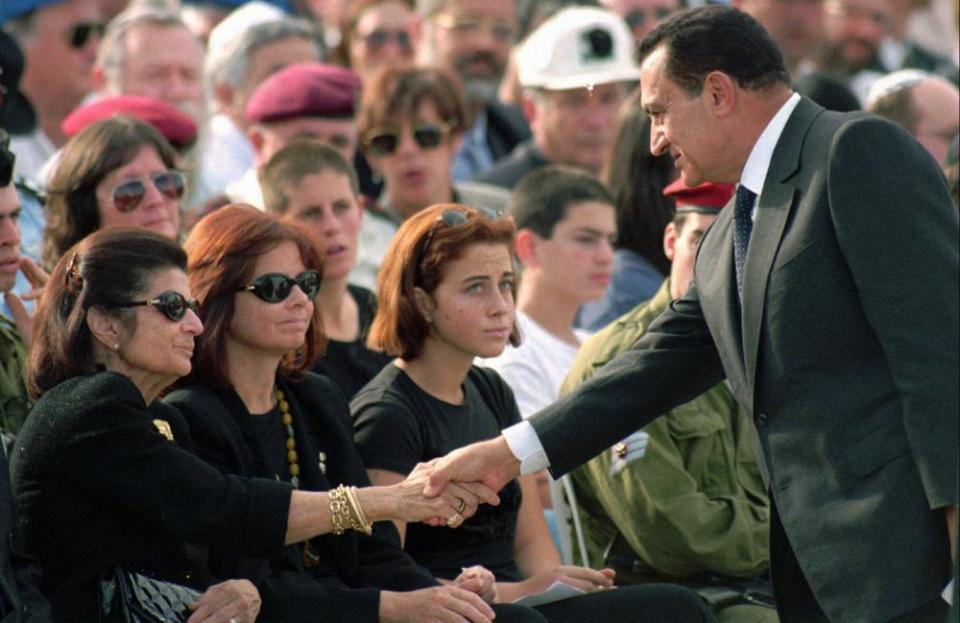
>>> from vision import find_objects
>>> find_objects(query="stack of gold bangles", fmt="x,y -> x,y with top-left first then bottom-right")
329,484 -> 373,535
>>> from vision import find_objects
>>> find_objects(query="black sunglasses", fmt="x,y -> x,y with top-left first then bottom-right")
68,21 -> 105,50
363,121 -> 456,156
360,29 -> 412,51
117,290 -> 199,322
111,171 -> 186,213
623,7 -> 674,31
238,269 -> 322,303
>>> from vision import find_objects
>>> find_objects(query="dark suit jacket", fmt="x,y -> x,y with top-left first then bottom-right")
531,97 -> 959,623
484,102 -> 531,163
0,451 -> 51,623
476,140 -> 551,190
164,373 -> 437,623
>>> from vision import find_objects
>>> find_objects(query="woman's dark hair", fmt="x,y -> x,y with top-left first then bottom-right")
43,116 -> 180,270
368,203 -> 520,360
27,228 -> 187,399
637,6 -> 790,96
357,65 -> 469,141
183,204 -> 327,392
602,89 -> 677,276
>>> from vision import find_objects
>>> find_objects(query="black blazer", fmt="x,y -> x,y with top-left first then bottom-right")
0,450 -> 51,623
531,98 -> 959,622
10,372 -> 292,622
484,102 -> 531,163
164,373 -> 436,623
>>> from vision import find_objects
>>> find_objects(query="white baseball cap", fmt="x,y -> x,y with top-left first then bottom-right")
516,6 -> 641,91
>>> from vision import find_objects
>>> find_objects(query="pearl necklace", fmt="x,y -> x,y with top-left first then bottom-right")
275,388 -> 301,489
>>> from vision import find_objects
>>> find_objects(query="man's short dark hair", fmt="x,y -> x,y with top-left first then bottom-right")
637,6 -> 790,96
510,165 -> 614,238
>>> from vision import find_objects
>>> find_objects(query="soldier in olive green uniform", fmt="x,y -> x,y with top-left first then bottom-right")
0,133 -> 33,448
560,181 -> 777,622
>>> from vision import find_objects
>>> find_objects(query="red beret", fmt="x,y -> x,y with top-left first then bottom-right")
62,95 -> 198,149
244,62 -> 362,125
663,179 -> 735,214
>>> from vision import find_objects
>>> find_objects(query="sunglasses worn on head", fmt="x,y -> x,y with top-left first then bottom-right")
360,29 -> 413,51
117,290 -> 199,322
420,206 -> 503,259
68,22 -> 105,49
363,121 -> 456,156
111,171 -> 186,213
238,270 -> 322,303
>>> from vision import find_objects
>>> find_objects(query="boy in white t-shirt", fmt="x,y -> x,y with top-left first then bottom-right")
482,165 -> 617,509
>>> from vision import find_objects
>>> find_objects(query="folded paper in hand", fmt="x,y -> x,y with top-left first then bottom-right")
513,581 -> 586,607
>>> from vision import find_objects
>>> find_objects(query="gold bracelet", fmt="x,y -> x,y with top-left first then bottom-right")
328,485 -> 351,535
344,485 -> 373,535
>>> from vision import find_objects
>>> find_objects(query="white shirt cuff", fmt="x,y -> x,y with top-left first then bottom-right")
502,421 -> 550,475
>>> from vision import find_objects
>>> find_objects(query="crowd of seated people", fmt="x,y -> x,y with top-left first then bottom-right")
0,0 -> 957,620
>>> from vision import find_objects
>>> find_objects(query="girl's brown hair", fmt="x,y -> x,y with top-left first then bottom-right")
367,203 -> 520,360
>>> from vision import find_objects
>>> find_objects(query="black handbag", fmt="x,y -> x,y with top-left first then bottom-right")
99,567 -> 202,623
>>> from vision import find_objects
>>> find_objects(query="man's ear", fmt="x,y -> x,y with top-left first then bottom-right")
514,229 -> 539,267
663,221 -> 678,263
248,126 -> 266,162
86,306 -> 123,352
91,65 -> 108,94
520,92 -> 538,127
412,286 -> 435,323
702,71 -> 737,118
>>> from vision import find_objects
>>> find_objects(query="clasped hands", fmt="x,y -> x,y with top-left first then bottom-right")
397,437 -> 519,529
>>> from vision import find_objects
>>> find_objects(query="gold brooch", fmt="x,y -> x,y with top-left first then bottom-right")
613,442 -> 627,459
153,419 -> 174,441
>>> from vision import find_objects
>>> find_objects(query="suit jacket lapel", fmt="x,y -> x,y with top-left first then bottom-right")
741,98 -> 822,383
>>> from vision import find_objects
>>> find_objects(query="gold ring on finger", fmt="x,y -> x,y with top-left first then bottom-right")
455,497 -> 466,515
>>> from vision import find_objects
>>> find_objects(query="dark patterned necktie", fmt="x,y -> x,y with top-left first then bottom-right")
734,184 -> 756,301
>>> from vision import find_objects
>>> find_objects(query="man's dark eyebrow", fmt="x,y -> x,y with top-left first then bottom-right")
573,227 -> 611,237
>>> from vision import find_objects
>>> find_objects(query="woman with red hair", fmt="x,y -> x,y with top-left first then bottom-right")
166,204 -> 545,623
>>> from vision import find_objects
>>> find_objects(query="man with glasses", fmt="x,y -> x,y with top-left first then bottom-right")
92,6 -> 206,127
415,0 -> 530,182
1,0 -> 104,184
478,6 -> 639,190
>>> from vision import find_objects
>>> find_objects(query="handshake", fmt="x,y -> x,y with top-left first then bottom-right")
391,436 -> 522,529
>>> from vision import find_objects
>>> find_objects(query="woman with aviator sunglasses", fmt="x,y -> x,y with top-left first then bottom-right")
352,205 -> 715,623
43,116 -> 184,269
165,205 -> 538,623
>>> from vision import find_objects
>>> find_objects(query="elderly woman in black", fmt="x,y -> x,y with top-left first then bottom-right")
165,205 -> 545,623
10,228 -> 477,622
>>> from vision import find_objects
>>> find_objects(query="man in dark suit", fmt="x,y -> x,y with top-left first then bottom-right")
424,7 -> 958,622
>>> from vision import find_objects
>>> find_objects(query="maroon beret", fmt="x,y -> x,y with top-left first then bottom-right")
62,95 -> 198,149
244,62 -> 362,125
663,179 -> 735,214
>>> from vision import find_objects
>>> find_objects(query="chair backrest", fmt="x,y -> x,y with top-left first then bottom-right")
548,474 -> 590,567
